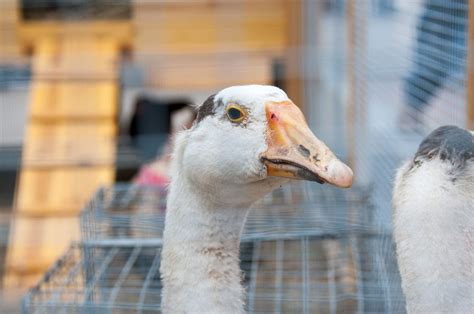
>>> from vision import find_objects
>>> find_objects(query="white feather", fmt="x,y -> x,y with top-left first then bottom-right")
393,158 -> 474,314
216,85 -> 289,106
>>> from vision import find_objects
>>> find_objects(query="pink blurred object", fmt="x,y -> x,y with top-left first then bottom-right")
132,106 -> 195,188
134,165 -> 170,186
133,160 -> 170,212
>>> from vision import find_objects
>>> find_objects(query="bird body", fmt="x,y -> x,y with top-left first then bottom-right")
393,126 -> 474,314
160,85 -> 353,313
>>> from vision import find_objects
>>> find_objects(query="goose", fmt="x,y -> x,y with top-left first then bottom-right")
160,85 -> 353,313
393,125 -> 474,314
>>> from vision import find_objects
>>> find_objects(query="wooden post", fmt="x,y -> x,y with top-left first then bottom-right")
346,0 -> 366,171
346,0 -> 357,168
5,22 -> 132,289
467,0 -> 474,130
285,0 -> 304,112
0,0 -> 21,63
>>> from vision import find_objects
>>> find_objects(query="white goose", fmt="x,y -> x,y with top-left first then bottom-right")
160,85 -> 353,313
393,125 -> 474,314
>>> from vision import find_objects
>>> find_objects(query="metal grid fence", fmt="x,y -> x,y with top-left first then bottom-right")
334,0 -> 471,232
22,237 -> 404,313
350,0 -> 468,134
81,185 -> 168,244
23,182 -> 405,313
81,183 -> 381,244
344,0 -> 469,184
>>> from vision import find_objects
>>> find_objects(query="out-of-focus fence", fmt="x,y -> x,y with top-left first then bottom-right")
315,0 -> 472,230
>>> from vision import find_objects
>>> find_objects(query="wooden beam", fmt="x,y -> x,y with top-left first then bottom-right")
133,0 -> 286,56
284,0 -> 304,111
0,0 -> 22,62
346,0 -> 356,168
5,32 -> 124,289
346,0 -> 367,170
18,21 -> 133,52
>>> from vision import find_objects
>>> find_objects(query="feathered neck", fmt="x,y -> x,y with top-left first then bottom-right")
160,132 -> 250,313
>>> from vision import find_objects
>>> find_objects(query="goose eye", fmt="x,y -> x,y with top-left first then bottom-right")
226,106 -> 245,123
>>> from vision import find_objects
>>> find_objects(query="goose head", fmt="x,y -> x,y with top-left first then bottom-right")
174,85 -> 353,206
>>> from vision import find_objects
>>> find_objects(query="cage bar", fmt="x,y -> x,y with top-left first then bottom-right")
22,181 -> 404,313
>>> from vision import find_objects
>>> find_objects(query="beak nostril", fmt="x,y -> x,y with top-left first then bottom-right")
270,113 -> 278,121
297,145 -> 311,158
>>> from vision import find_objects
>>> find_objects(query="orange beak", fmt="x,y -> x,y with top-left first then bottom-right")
261,101 -> 353,188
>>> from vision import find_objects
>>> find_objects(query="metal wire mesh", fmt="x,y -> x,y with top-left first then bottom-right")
23,182 -> 405,313
335,0 -> 469,229
81,185 -> 168,245
22,238 -> 404,313
401,0 -> 467,130
22,244 -> 162,314
22,240 -> 405,314
81,182 -> 381,244
359,0 -> 468,134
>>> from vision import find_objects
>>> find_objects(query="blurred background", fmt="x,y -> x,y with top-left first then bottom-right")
0,0 -> 472,312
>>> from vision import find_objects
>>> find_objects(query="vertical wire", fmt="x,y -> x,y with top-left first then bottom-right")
350,236 -> 364,314
247,240 -> 261,314
301,237 -> 309,314
273,240 -> 284,314
467,0 -> 474,129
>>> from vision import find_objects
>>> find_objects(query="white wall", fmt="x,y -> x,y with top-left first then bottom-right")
0,88 -> 29,147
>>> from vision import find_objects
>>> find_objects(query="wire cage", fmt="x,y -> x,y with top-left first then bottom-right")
23,182 -> 405,313
22,236 -> 404,314
81,185 -> 168,244
80,182 -> 384,243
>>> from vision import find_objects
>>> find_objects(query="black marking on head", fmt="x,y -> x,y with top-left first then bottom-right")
298,145 -> 311,158
196,94 -> 216,123
412,159 -> 423,169
414,125 -> 474,167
